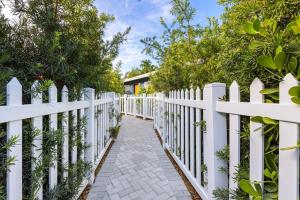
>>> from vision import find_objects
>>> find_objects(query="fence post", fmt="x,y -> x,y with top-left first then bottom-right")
143,94 -> 147,120
84,88 -> 95,182
203,83 -> 227,199
6,78 -> 22,200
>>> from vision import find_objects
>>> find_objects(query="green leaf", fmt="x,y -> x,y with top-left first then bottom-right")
257,56 -> 276,70
287,21 -> 297,30
264,184 -> 278,193
260,88 -> 278,95
264,168 -> 272,178
249,40 -> 266,50
265,99 -> 273,103
286,43 -> 300,56
274,52 -> 286,70
268,94 -> 279,101
275,46 -> 282,55
288,86 -> 300,97
271,171 -> 277,180
253,19 -> 261,31
288,56 -> 298,72
296,18 -> 300,26
292,26 -> 300,35
251,116 -> 263,123
291,97 -> 300,104
254,183 -> 262,195
244,22 -> 259,35
262,117 -> 276,125
239,179 -> 260,197
297,67 -> 300,80
280,143 -> 300,150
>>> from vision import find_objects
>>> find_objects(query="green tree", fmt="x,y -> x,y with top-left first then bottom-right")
125,59 -> 157,78
141,0 -> 223,91
103,62 -> 124,94
0,0 -> 130,93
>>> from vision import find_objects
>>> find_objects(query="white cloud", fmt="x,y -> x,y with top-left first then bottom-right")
95,0 -> 168,74
146,4 -> 173,23
146,0 -> 174,23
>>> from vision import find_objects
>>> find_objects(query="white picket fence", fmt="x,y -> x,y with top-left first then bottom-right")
120,94 -> 155,119
0,77 -> 120,200
120,74 -> 300,200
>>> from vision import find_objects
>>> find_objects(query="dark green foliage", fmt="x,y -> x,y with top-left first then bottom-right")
142,0 -> 299,199
44,160 -> 92,200
0,0 -> 128,93
109,125 -> 120,139
0,1 -> 127,199
125,60 -> 157,78
0,129 -> 18,200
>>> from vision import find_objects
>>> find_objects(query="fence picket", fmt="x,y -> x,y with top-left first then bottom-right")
49,83 -> 58,189
84,88 -> 95,182
195,87 -> 201,185
80,91 -> 85,161
168,92 -> 171,147
229,81 -> 240,197
184,89 -> 189,169
61,86 -> 69,178
176,90 -> 181,158
190,87 -> 195,177
6,78 -> 22,200
31,81 -> 43,199
72,108 -> 78,164
173,91 -> 178,155
249,78 -> 264,189
278,74 -> 299,200
180,89 -> 185,162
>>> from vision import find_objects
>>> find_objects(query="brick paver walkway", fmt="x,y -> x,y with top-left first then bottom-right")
88,115 -> 191,200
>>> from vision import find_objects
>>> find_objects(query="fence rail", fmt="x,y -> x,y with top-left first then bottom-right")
120,94 -> 155,119
120,73 -> 300,200
1,77 -> 120,200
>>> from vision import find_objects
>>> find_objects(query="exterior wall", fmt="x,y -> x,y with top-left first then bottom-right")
124,80 -> 149,95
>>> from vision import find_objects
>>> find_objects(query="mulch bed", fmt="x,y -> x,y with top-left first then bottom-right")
154,130 -> 202,200
78,140 -> 115,200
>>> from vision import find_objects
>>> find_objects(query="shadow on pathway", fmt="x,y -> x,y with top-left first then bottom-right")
88,115 -> 191,200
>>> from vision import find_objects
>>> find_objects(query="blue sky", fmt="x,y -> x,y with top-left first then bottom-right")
94,0 -> 224,74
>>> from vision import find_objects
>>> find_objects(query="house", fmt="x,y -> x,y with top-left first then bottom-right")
123,72 -> 154,95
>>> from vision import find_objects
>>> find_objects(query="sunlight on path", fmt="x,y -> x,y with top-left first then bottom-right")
88,116 -> 191,200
